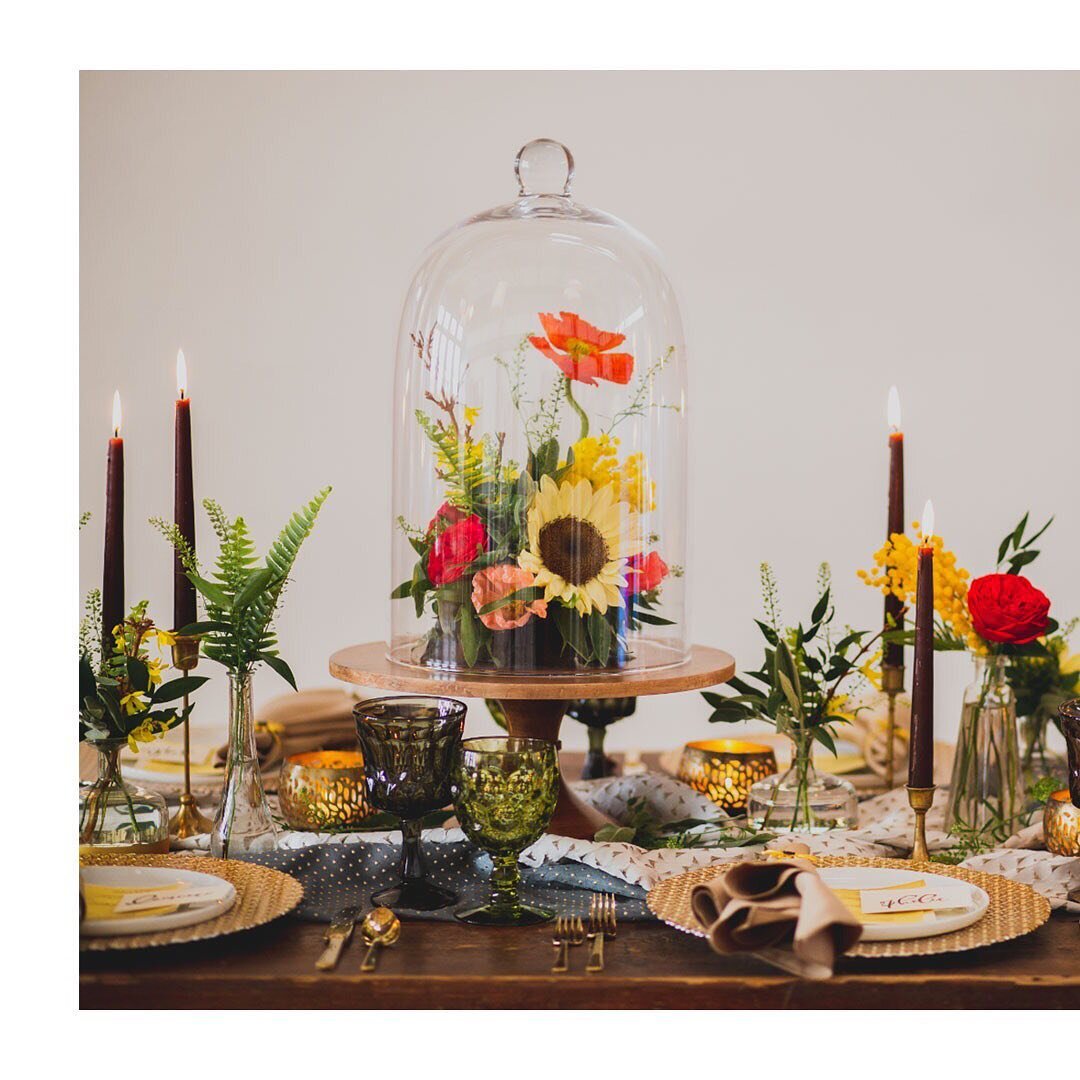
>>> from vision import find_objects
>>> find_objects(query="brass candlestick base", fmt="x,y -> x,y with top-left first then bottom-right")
881,663 -> 905,791
169,791 -> 213,839
906,784 -> 936,863
168,633 -> 211,839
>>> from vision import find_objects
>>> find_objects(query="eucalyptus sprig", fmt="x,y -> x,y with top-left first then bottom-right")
152,487 -> 331,686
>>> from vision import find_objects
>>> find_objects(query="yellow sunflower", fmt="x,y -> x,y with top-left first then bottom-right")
518,475 -> 639,616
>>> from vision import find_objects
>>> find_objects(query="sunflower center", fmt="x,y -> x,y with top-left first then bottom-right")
538,516 -> 609,586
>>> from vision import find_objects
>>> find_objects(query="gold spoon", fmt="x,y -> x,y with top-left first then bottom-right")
359,907 -> 401,973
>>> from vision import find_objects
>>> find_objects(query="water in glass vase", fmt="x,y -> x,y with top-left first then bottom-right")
747,754 -> 858,833
79,740 -> 170,854
946,655 -> 1020,840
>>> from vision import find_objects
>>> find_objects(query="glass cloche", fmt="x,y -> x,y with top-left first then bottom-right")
389,139 -> 688,676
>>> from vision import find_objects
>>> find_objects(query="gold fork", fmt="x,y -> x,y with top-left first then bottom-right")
586,894 -> 617,973
551,915 -> 585,973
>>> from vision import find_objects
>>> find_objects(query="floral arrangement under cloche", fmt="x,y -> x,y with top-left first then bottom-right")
392,311 -> 680,673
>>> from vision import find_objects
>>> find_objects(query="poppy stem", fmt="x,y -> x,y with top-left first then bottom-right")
563,377 -> 589,441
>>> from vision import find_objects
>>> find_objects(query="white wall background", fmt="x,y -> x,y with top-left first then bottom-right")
80,71 -> 1080,755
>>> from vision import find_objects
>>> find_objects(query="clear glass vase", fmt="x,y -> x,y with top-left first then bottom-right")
79,739 -> 169,854
746,730 -> 858,833
946,655 -> 1020,840
211,671 -> 278,858
1019,713 -> 1066,789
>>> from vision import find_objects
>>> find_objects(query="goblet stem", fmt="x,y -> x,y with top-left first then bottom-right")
399,817 -> 426,884
489,855 -> 523,918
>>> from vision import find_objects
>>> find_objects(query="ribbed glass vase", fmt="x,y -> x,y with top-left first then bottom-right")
78,739 -> 169,854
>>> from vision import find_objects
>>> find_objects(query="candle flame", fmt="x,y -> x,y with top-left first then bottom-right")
112,390 -> 122,437
887,385 -> 901,431
921,499 -> 935,541
176,349 -> 187,399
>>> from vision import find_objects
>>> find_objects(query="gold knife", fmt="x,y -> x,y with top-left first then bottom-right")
316,905 -> 364,971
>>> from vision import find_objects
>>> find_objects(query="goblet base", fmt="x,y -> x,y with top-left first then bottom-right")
454,902 -> 554,926
372,879 -> 457,912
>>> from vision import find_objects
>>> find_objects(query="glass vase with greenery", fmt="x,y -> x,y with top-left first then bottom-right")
154,488 -> 331,857
702,564 -> 875,832
79,597 -> 208,851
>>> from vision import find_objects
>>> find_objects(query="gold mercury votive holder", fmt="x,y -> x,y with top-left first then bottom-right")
278,750 -> 372,831
677,739 -> 778,812
1043,789 -> 1080,856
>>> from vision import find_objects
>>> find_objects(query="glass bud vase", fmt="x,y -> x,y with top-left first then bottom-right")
746,730 -> 858,833
211,671 -> 278,858
79,739 -> 170,854
946,655 -> 1020,840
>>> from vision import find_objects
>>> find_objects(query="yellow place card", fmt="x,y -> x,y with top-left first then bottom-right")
82,881 -> 224,921
82,882 -> 185,921
830,878 -> 934,926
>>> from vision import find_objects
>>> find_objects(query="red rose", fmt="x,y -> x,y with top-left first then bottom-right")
625,551 -> 669,595
426,512 -> 487,585
967,573 -> 1050,645
426,501 -> 468,537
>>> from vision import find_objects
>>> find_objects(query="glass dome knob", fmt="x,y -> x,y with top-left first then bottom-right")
515,138 -> 575,197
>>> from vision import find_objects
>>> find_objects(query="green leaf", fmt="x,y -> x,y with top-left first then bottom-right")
189,573 -> 233,611
633,610 -> 676,626
1012,512 -> 1029,548
813,726 -> 838,756
588,611 -> 614,666
178,620 -> 229,636
754,619 -> 779,646
477,586 -> 545,616
151,675 -> 210,703
1006,549 -> 1039,573
811,588 -> 830,624
260,652 -> 298,690
553,605 -> 590,661
233,567 -> 277,612
390,579 -> 413,600
996,532 -> 1014,565
126,657 -> 150,693
458,606 -> 481,667
1023,515 -> 1054,548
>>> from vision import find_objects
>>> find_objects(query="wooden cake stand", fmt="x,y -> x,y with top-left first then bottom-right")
329,642 -> 735,839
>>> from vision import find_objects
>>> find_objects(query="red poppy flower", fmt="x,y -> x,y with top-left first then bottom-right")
426,512 -> 487,586
967,573 -> 1050,645
528,311 -> 634,386
625,551 -> 669,595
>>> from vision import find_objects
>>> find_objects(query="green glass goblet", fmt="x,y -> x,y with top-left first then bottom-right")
452,737 -> 559,926
354,695 -> 466,911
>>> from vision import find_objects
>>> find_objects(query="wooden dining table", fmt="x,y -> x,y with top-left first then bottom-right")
79,752 -> 1080,1010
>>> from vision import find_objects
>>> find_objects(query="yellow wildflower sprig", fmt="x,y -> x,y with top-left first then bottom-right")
858,524 -> 981,652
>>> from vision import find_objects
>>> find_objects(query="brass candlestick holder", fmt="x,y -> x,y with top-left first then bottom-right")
168,634 -> 213,839
881,662 -> 905,790
906,784 -> 936,863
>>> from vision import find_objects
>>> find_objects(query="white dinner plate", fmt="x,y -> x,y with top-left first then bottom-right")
819,865 -> 989,941
80,865 -> 236,937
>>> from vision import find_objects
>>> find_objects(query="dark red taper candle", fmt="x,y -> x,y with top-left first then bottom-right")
173,350 -> 196,631
884,429 -> 905,668
909,522 -> 935,788
102,391 -> 125,652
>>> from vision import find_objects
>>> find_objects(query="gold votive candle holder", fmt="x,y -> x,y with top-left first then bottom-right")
278,750 -> 372,831
677,739 -> 778,812
1043,789 -> 1080,856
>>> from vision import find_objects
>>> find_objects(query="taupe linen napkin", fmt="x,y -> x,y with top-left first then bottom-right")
690,859 -> 863,980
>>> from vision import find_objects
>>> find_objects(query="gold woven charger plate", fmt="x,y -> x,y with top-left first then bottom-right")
647,855 -> 1051,959
80,852 -> 303,951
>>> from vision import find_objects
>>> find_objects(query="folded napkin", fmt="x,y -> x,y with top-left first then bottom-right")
690,858 -> 863,980
215,687 -> 359,774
